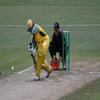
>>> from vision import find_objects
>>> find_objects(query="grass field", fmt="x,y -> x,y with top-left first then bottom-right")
0,0 -> 100,99
59,78 -> 100,100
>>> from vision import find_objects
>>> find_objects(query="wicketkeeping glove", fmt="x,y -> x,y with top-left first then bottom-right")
54,57 -> 60,64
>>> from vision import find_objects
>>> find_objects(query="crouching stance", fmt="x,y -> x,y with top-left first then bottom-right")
27,19 -> 52,80
49,22 -> 66,69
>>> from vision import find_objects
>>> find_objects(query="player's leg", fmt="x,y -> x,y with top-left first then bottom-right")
35,43 -> 43,80
41,55 -> 52,73
35,56 -> 42,80
42,36 -> 53,77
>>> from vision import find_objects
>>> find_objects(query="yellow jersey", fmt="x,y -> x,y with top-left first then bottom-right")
32,24 -> 48,44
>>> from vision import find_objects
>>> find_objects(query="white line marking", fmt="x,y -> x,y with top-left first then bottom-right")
0,25 -> 26,27
18,66 -> 33,74
63,31 -> 70,33
32,72 -> 35,75
89,71 -> 100,74
0,24 -> 100,27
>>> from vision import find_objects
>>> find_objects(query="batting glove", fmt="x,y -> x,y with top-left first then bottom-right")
28,43 -> 33,52
31,47 -> 36,56
28,46 -> 36,57
28,43 -> 36,56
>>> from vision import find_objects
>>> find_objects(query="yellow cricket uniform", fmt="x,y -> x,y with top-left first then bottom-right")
32,24 -> 51,78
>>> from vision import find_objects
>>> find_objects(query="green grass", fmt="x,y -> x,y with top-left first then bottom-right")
0,6 -> 100,25
59,78 -> 100,100
0,27 -> 33,78
0,0 -> 100,78
0,0 -> 100,7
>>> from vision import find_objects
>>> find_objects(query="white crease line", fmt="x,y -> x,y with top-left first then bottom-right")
89,71 -> 100,74
0,24 -> 100,27
18,66 -> 33,74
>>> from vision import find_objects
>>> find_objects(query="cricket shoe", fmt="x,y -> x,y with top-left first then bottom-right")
46,67 -> 53,78
34,75 -> 40,81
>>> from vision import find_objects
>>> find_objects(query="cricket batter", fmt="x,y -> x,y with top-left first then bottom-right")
27,19 -> 52,80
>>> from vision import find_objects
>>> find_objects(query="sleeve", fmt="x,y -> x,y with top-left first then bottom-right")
32,24 -> 39,35
59,31 -> 63,57
51,34 -> 56,56
31,24 -> 39,48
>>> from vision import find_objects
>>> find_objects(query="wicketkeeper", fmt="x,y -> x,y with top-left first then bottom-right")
27,19 -> 52,80
49,22 -> 66,69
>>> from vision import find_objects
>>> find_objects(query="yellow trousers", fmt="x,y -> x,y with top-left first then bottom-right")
36,35 -> 51,78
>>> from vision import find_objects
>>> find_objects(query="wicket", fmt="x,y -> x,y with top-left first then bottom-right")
62,31 -> 70,72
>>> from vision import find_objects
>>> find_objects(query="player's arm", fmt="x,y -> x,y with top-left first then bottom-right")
51,34 -> 56,59
28,24 -> 39,56
28,33 -> 37,56
29,33 -> 34,48
30,33 -> 33,44
29,24 -> 39,48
